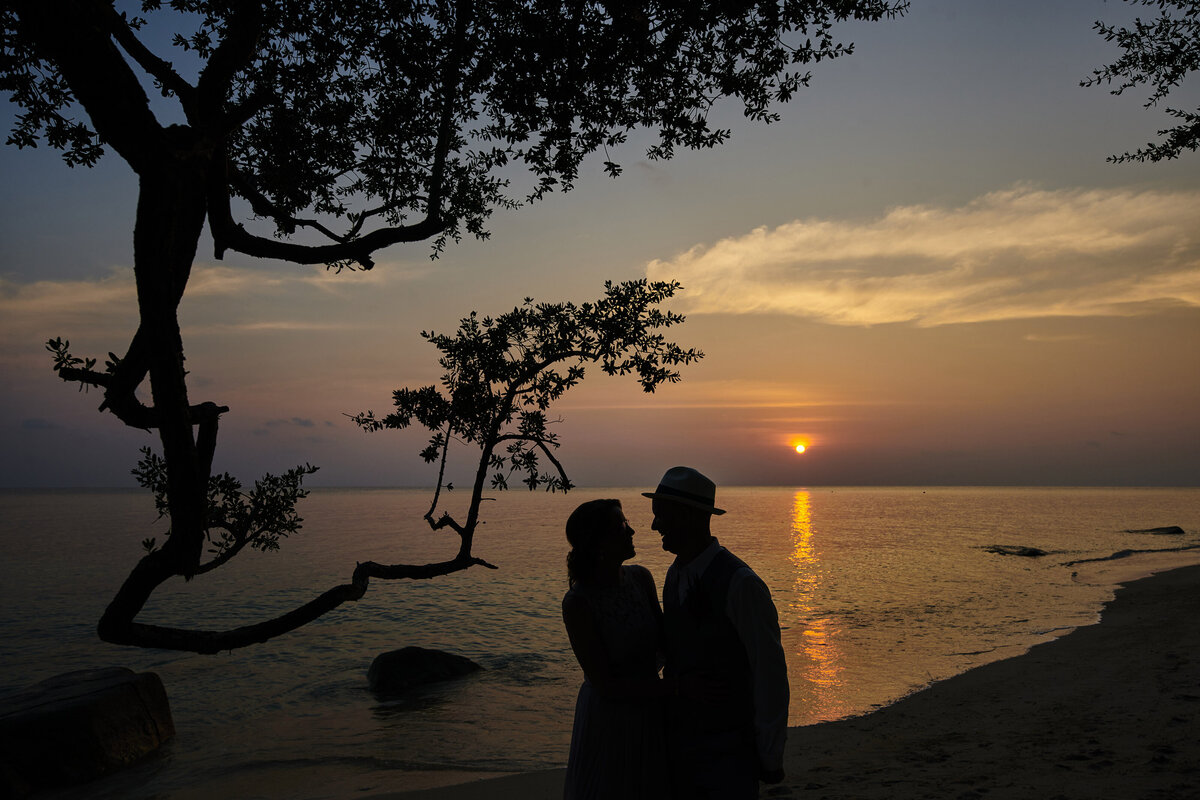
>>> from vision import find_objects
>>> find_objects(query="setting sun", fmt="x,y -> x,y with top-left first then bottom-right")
794,444 -> 807,454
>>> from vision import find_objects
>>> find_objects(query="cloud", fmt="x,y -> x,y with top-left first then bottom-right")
264,417 -> 317,428
187,320 -> 364,333
646,185 -> 1200,326
185,261 -> 427,298
1022,333 -> 1091,343
0,261 -> 426,313
252,416 -> 326,438
0,267 -> 136,318
0,261 -> 429,345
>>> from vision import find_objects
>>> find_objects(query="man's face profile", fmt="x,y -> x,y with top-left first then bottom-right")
651,498 -> 693,554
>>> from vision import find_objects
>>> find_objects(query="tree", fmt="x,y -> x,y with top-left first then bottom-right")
352,278 -> 701,574
1,0 -> 906,653
1084,0 -> 1200,162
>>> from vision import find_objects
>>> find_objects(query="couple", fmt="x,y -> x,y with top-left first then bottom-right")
562,467 -> 789,799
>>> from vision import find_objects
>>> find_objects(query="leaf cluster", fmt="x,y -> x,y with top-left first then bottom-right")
1084,0 -> 1200,162
1,6 -> 102,166
353,279 -> 702,493
45,337 -> 124,391
131,446 -> 318,566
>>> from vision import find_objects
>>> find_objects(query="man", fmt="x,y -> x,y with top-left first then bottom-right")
644,466 -> 789,799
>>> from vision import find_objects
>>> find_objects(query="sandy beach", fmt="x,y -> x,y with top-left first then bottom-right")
378,556 -> 1200,800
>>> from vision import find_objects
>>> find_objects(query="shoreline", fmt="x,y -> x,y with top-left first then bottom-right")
373,553 -> 1200,799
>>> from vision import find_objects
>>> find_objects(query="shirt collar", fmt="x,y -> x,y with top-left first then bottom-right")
675,536 -> 721,579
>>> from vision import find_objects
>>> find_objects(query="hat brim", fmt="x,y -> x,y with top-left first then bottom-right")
641,491 -> 726,515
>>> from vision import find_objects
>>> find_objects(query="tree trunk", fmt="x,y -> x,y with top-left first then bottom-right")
98,149 -> 211,642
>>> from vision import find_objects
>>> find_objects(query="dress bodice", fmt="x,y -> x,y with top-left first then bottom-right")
567,565 -> 662,680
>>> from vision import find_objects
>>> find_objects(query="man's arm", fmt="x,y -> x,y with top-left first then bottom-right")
727,568 -> 789,782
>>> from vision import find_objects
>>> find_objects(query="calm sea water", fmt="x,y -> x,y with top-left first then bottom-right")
2,486 -> 1198,798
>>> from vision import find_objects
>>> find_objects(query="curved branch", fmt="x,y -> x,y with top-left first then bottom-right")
491,432 -> 573,490
207,194 -> 446,268
535,438 -> 571,486
55,363 -> 228,430
98,553 -> 496,653
426,511 -> 466,536
424,423 -> 454,520
228,165 -> 353,244
191,531 -> 248,576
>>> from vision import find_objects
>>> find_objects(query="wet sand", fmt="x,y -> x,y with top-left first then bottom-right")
376,557 -> 1200,800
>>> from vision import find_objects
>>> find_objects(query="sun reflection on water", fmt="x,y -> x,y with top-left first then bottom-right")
787,490 -> 853,722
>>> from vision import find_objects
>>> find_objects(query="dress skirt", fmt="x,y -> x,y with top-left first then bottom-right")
563,681 -> 669,799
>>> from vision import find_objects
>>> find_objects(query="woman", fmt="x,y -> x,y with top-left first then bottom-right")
561,498 -> 671,799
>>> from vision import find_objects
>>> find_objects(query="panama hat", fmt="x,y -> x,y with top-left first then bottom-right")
642,466 -> 726,515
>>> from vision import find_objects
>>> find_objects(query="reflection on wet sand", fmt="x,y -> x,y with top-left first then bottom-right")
787,490 -> 853,722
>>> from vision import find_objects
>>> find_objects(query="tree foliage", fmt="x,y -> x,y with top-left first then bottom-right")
1084,0 -> 1200,162
2,0 -> 906,652
4,0 -> 908,261
353,279 -> 700,553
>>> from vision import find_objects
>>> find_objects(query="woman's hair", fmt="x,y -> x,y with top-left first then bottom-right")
565,498 -> 622,588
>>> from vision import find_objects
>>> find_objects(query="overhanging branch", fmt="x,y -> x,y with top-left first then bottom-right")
56,365 -> 227,431
98,553 -> 496,654
207,187 -> 446,267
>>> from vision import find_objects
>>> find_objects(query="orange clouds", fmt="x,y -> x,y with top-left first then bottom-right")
647,185 -> 1200,326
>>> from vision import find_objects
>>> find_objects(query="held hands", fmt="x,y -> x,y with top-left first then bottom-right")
672,672 -> 731,702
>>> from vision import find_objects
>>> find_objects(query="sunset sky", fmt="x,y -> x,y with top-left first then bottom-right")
2,0 -> 1198,489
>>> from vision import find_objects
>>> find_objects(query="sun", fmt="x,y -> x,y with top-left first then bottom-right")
794,444 -> 807,454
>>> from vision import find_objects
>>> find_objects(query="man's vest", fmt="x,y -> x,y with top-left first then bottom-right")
663,545 -> 755,736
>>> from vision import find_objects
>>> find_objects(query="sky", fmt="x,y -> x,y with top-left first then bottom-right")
2,0 -> 1198,489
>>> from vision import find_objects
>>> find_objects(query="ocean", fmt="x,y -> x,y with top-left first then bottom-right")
2,486 -> 1198,798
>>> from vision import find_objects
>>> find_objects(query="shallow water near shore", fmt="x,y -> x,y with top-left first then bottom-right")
2,486 -> 1198,799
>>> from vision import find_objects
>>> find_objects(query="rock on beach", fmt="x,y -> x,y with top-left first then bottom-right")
0,667 -> 174,797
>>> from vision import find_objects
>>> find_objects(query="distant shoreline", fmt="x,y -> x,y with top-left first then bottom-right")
3,484 -> 1200,491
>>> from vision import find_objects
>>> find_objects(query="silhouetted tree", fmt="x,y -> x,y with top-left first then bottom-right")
2,0 -> 906,652
352,279 -> 700,566
1084,0 -> 1200,162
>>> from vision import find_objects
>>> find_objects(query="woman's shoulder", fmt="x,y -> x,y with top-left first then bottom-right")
623,564 -> 658,595
562,583 -> 589,610
623,563 -> 655,582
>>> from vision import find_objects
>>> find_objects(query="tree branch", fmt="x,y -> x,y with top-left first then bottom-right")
103,6 -> 197,118
98,552 -> 495,653
10,0 -> 166,173
425,0 -> 473,219
535,438 -> 571,486
228,165 -> 353,244
195,3 -> 262,124
207,192 -> 448,267
55,365 -> 228,430
424,423 -> 454,520
191,530 -> 248,575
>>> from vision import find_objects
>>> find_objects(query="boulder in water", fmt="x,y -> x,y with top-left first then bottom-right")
368,646 -> 481,695
984,544 -> 1048,557
0,667 -> 174,797
1124,525 -> 1185,536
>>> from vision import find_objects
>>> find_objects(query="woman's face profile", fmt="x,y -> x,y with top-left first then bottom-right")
607,506 -> 636,562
